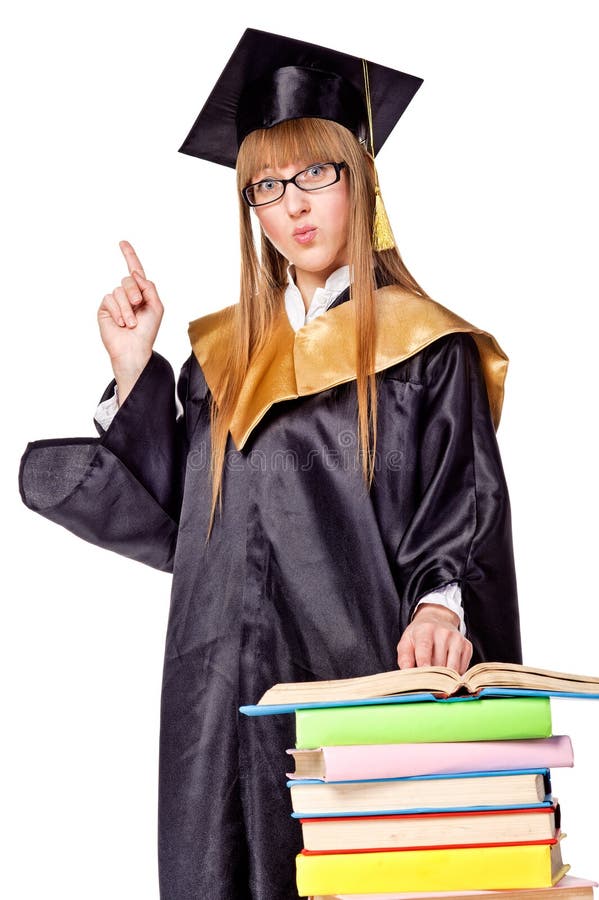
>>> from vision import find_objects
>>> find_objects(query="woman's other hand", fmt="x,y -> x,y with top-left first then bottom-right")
97,240 -> 164,404
396,603 -> 473,675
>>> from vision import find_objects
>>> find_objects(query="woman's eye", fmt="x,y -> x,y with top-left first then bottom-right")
255,180 -> 276,194
306,166 -> 324,178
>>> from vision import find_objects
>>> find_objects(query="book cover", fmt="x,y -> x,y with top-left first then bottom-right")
294,697 -> 552,749
287,736 -> 573,781
295,835 -> 569,894
288,768 -> 551,817
299,803 -> 560,851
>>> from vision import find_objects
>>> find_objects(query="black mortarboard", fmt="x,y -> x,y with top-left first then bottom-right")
178,28 -> 423,169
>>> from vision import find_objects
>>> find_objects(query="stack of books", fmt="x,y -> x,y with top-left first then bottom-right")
240,661 -> 599,900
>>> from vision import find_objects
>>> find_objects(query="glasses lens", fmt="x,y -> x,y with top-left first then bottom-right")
246,178 -> 284,206
296,163 -> 337,191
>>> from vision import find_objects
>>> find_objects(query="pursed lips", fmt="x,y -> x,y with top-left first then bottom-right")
293,225 -> 318,244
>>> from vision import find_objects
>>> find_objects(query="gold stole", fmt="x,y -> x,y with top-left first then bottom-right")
188,285 -> 508,452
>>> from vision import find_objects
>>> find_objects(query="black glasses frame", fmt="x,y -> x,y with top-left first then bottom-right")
241,161 -> 348,208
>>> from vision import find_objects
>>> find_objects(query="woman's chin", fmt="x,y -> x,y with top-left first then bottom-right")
291,251 -> 346,276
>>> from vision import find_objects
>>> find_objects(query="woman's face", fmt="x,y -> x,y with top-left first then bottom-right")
251,159 -> 350,279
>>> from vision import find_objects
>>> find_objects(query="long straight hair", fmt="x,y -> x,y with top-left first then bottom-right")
204,117 -> 430,542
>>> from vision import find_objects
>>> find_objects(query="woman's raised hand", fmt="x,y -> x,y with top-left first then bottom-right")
97,241 -> 164,403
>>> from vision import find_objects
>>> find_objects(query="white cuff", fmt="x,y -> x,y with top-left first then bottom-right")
413,581 -> 466,636
94,384 -> 119,431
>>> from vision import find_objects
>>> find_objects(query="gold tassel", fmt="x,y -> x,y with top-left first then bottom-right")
373,183 -> 395,251
362,59 -> 396,251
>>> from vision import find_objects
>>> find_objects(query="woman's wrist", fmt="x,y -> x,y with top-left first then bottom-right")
112,352 -> 152,406
412,602 -> 460,629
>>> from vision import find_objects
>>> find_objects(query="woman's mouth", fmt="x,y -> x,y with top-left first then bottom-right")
293,226 -> 317,245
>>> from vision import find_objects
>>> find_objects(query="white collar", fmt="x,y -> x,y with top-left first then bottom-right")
284,264 -> 352,332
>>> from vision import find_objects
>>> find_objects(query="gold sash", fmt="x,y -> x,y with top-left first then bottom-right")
188,285 -> 508,451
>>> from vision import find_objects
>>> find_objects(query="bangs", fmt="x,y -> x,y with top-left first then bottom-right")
236,118 -> 353,186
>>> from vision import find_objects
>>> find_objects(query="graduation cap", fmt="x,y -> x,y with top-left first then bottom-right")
178,28 -> 423,170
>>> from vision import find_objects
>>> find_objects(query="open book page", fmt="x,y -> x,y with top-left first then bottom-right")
257,662 -> 599,706
257,666 -> 462,706
465,662 -> 599,694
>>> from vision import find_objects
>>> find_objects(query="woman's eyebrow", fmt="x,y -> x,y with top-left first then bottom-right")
254,160 -> 310,178
251,166 -> 275,179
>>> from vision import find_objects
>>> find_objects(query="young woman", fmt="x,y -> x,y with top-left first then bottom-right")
19,28 -> 522,900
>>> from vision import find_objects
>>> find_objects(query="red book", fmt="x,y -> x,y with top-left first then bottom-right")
299,803 -> 560,852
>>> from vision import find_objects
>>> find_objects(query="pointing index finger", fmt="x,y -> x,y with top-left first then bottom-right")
119,240 -> 146,278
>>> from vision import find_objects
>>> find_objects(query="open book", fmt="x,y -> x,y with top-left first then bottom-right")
251,662 -> 599,709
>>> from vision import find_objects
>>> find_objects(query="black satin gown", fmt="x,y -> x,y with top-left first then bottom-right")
19,286 -> 522,899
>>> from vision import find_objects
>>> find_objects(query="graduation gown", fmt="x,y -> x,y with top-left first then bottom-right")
19,283 -> 522,900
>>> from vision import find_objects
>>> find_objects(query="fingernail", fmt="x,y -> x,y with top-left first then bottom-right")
127,317 -> 137,327
118,317 -> 126,327
131,295 -> 142,305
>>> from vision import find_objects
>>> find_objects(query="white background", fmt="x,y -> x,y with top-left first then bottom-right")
2,1 -> 598,897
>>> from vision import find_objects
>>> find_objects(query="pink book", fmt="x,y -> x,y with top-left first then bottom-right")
286,735 -> 573,781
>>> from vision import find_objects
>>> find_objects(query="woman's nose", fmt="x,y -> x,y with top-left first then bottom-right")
283,183 -> 310,216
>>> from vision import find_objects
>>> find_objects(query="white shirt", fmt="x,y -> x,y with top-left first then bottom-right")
284,263 -> 351,330
94,265 -> 466,636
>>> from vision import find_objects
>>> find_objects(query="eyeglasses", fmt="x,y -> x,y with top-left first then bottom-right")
242,161 -> 347,208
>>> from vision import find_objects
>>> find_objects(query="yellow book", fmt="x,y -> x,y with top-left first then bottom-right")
296,836 -> 569,896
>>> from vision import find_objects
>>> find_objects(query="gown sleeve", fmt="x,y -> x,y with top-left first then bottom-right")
394,332 -> 522,664
19,351 -> 189,573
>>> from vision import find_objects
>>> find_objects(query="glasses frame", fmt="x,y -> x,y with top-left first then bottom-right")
241,161 -> 348,208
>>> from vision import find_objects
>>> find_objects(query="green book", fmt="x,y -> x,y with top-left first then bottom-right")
295,697 -> 552,749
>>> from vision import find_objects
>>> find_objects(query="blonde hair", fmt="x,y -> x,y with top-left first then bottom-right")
204,117 -> 430,542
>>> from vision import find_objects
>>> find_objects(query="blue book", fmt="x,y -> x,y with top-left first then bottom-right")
287,767 -> 553,818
